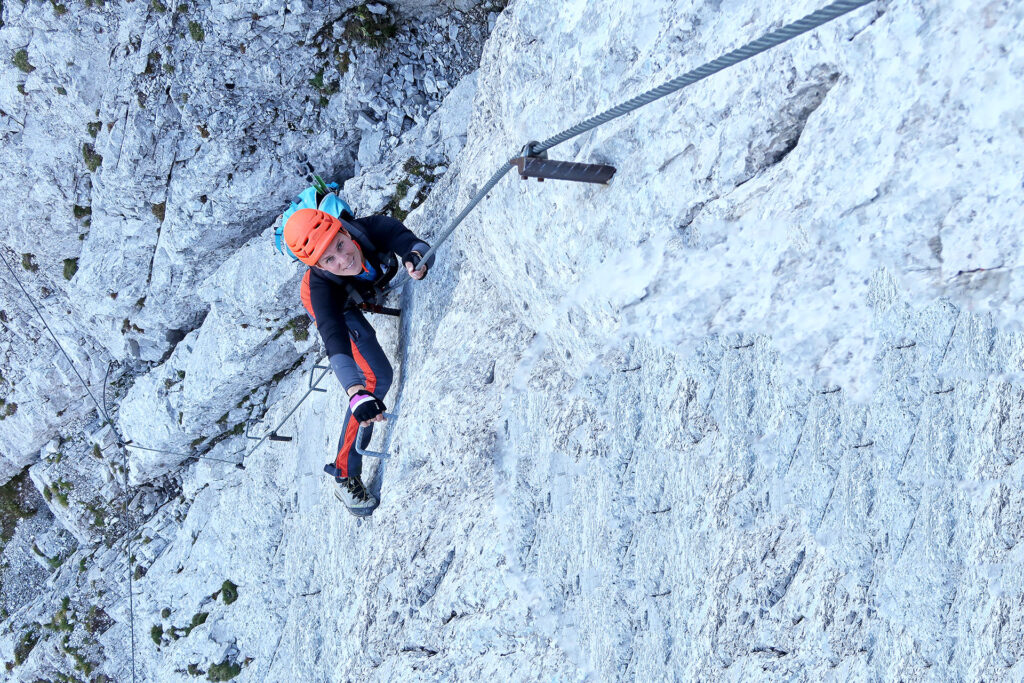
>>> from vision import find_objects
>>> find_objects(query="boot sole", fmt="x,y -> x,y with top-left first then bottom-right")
333,486 -> 378,516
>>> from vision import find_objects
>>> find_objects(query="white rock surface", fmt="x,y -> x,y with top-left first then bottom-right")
2,0 -> 1023,681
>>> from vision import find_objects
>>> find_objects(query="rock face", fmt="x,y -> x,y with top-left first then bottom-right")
3,0 -> 1024,681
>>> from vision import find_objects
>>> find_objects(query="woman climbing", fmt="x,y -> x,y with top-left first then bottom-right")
282,207 -> 432,516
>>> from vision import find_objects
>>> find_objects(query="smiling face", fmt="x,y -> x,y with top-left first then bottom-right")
316,229 -> 363,276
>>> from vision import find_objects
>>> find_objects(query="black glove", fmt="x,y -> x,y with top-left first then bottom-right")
348,389 -> 386,423
403,250 -> 430,278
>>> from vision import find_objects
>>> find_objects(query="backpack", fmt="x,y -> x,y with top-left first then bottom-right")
274,176 -> 355,261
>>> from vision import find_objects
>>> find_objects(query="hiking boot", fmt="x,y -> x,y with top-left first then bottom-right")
333,476 -> 378,516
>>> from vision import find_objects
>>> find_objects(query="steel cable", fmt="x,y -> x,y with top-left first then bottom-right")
386,0 -> 874,291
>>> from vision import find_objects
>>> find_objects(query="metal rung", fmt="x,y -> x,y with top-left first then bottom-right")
512,156 -> 616,184
268,432 -> 292,442
309,364 -> 330,392
245,420 -> 262,441
355,412 -> 398,459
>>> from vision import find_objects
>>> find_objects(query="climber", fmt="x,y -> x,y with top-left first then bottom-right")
283,207 -> 432,516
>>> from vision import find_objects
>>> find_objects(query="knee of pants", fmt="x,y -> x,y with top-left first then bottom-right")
374,362 -> 394,398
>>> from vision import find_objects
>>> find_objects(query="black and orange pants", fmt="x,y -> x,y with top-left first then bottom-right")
333,309 -> 393,479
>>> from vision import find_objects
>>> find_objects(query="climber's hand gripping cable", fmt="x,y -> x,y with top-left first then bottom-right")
403,250 -> 429,280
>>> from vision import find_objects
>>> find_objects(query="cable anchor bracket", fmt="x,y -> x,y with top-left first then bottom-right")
511,141 -> 616,185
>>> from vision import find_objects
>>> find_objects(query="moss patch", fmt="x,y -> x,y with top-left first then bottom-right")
220,579 -> 238,605
207,659 -> 241,681
82,143 -> 103,172
343,4 -> 396,49
273,315 -> 310,342
383,157 -> 437,221
13,628 -> 39,665
20,253 -> 38,272
0,468 -> 37,550
12,49 -> 34,73
188,21 -> 205,41
63,258 -> 78,280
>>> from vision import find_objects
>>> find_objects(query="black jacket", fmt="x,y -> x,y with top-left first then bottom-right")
301,215 -> 431,389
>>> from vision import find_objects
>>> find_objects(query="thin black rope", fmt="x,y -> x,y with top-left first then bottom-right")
0,249 -> 138,683
0,249 -> 110,423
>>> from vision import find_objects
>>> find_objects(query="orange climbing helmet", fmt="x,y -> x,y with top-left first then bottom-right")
283,208 -> 343,266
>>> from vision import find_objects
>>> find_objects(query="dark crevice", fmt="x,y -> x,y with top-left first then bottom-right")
744,68 -> 841,177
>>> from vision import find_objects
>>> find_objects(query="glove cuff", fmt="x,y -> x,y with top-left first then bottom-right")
349,390 -> 376,411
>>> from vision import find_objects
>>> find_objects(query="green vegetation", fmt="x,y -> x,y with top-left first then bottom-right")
13,628 -> 39,665
64,637 -> 97,674
220,580 -> 238,604
186,611 -> 208,634
21,253 -> 38,272
343,4 -> 396,49
189,21 -> 204,41
161,607 -> 171,618
164,611 -> 208,642
151,202 -> 166,221
50,0 -> 68,15
51,478 -> 73,507
82,143 -> 103,172
92,443 -> 102,458
0,399 -> 18,420
163,63 -> 175,73
12,49 -> 34,73
207,659 -> 241,681
44,596 -> 74,632
274,316 -> 310,342
0,468 -> 37,552
56,86 -> 67,95
144,51 -> 161,75
151,623 -> 163,645
87,121 -> 102,138
73,204 -> 92,218
308,68 -> 340,107
151,0 -> 166,12
384,157 -> 437,221
86,501 -> 105,527
337,50 -> 351,76
63,258 -> 78,280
